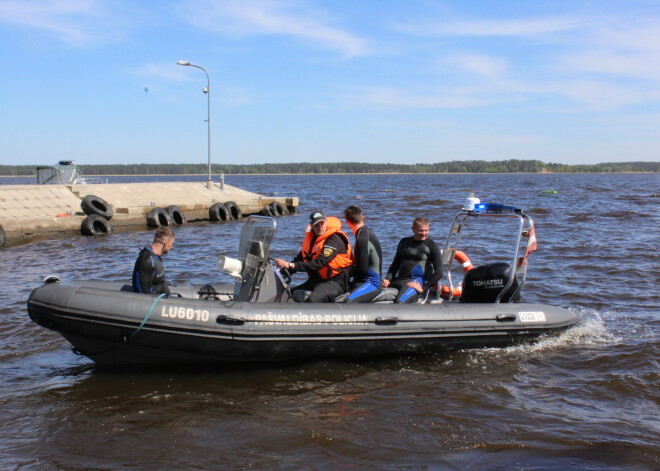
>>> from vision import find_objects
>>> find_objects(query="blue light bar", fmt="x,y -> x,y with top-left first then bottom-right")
473,203 -> 521,214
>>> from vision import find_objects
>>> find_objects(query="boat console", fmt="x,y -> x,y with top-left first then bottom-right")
217,216 -> 292,303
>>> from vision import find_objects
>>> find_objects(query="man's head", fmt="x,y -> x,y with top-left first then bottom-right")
344,205 -> 364,224
309,211 -> 327,236
344,205 -> 364,234
412,217 -> 429,241
153,226 -> 175,254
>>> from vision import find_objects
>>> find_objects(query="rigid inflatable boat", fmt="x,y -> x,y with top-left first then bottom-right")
27,203 -> 579,366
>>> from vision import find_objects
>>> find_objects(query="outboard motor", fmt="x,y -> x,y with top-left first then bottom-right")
460,262 -> 520,303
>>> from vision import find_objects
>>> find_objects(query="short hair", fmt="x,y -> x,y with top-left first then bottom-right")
412,217 -> 429,228
153,226 -> 175,243
344,205 -> 364,224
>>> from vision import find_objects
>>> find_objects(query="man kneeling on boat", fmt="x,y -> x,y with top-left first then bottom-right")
275,211 -> 353,302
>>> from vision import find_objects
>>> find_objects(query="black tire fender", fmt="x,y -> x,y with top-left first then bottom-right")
0,223 -> 6,247
81,214 -> 112,236
166,205 -> 186,225
81,195 -> 113,220
225,201 -> 242,220
147,207 -> 173,227
269,201 -> 287,216
260,205 -> 275,217
209,202 -> 231,221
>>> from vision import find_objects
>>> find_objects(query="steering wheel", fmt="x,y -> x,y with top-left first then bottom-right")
269,258 -> 292,286
279,267 -> 292,286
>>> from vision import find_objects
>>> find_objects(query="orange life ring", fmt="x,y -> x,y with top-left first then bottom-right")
439,250 -> 473,298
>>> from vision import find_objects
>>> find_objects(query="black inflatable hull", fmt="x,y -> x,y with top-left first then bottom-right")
28,280 -> 579,366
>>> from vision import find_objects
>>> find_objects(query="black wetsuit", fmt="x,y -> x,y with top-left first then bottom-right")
132,247 -> 169,295
386,237 -> 443,303
290,233 -> 350,303
346,225 -> 383,303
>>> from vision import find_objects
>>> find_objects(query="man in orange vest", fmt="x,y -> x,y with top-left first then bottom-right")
275,211 -> 353,302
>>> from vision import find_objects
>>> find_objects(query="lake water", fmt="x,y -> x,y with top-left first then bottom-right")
1,173 -> 658,470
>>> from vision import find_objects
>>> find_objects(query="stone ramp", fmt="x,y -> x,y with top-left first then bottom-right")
0,185 -> 83,219
69,182 -> 271,214
0,182 -> 298,246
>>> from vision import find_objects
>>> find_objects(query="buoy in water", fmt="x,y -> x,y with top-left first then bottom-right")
539,189 -> 558,195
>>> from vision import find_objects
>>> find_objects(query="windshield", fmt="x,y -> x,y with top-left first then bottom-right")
237,216 -> 276,263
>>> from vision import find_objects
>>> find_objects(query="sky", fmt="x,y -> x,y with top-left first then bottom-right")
1,0 -> 659,166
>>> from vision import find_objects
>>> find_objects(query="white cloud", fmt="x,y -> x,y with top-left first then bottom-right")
563,50 -> 660,81
175,0 -> 371,58
449,53 -> 509,78
546,80 -> 660,110
394,16 -> 582,37
560,20 -> 660,80
345,86 -> 505,109
136,62 -> 197,82
0,0 -> 127,46
391,10 -> 660,111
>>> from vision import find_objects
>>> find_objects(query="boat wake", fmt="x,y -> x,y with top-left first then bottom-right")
473,306 -> 617,358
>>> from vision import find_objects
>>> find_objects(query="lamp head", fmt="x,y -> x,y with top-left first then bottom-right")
177,60 -> 190,66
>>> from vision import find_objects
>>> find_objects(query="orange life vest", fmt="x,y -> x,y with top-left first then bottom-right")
301,216 -> 353,279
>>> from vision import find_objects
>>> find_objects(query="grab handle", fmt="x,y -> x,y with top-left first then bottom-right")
496,314 -> 517,322
216,315 -> 246,326
375,317 -> 399,326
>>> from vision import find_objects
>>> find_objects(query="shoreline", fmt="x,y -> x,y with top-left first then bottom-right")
1,171 -> 657,178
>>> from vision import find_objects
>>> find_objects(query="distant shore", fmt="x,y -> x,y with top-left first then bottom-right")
1,159 -> 657,177
2,171 -> 658,178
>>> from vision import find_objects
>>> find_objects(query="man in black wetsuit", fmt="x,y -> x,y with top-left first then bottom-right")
383,217 -> 442,303
343,205 -> 383,303
132,226 -> 175,295
275,211 -> 353,302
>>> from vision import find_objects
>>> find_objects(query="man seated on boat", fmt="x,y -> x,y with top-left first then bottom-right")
343,205 -> 383,303
382,217 -> 443,303
275,211 -> 353,302
132,226 -> 175,295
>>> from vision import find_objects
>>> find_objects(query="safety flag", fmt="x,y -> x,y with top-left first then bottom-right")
519,224 -> 538,267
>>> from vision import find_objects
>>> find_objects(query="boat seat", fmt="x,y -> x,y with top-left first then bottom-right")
293,289 -> 398,303
291,290 -> 362,303
292,290 -> 311,303
372,288 -> 398,303
334,293 -> 349,303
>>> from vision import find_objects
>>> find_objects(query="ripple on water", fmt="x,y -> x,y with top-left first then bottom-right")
2,173 -> 659,470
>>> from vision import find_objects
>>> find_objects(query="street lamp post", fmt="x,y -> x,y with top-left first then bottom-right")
177,60 -> 220,189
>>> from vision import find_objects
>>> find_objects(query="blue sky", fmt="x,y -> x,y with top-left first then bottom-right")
1,0 -> 659,166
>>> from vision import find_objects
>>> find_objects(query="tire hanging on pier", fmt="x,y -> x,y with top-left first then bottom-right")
147,207 -> 173,228
269,201 -> 287,216
209,203 -> 231,222
166,205 -> 186,226
0,223 -> 6,247
260,205 -> 276,217
225,201 -> 242,220
81,195 -> 113,220
81,214 -> 112,236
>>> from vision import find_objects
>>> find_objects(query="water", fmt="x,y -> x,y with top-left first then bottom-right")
1,173 -> 658,470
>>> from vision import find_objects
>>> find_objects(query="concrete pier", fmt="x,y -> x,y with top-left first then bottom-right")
0,182 -> 298,246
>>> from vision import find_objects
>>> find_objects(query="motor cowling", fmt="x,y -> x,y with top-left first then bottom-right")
460,262 -> 520,303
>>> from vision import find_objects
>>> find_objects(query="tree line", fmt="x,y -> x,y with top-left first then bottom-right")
0,159 -> 658,176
